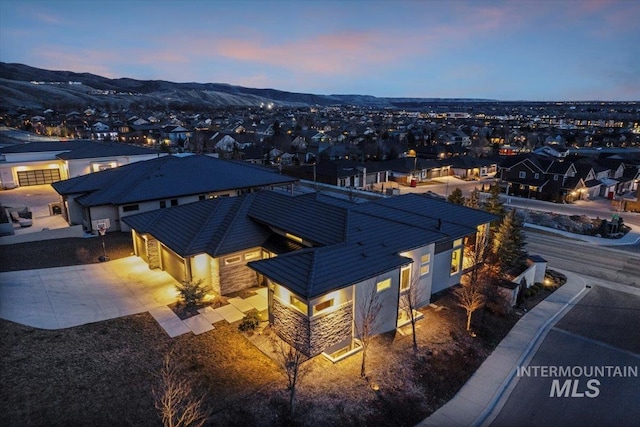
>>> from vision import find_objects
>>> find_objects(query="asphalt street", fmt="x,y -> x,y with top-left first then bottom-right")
489,286 -> 640,427
525,230 -> 640,288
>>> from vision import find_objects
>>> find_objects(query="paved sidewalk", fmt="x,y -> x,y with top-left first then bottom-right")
417,269 -> 588,427
524,222 -> 640,246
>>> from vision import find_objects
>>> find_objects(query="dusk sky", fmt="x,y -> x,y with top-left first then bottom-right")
1,0 -> 638,101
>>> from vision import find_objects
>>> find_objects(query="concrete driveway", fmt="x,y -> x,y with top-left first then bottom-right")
0,256 -> 178,329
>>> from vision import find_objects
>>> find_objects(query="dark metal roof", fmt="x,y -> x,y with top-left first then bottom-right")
248,191 -> 348,246
368,193 -> 497,234
0,140 -> 159,157
56,142 -> 159,159
124,189 -> 498,299
249,242 -> 412,298
122,194 -> 271,257
52,154 -> 297,206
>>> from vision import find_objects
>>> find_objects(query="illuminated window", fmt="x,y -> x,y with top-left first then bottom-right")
454,239 -> 463,247
450,248 -> 462,275
377,278 -> 391,292
290,295 -> 308,313
224,255 -> 241,265
314,299 -> 334,313
401,266 -> 411,291
244,250 -> 261,261
420,253 -> 431,276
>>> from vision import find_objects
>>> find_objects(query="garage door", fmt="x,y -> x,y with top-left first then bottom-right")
160,244 -> 186,283
17,169 -> 61,186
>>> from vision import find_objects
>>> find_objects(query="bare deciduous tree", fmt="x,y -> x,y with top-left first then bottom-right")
399,271 -> 422,352
274,337 -> 309,416
454,281 -> 485,332
355,279 -> 383,378
153,354 -> 210,427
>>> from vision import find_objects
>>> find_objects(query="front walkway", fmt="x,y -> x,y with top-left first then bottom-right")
0,256 -> 267,337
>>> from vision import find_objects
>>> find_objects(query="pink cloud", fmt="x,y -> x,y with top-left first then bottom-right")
34,48 -> 119,78
211,30 -> 419,76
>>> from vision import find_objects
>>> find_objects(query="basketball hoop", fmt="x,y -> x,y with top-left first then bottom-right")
93,219 -> 110,261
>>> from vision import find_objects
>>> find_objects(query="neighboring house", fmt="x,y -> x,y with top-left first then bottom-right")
122,191 -> 496,359
0,140 -> 160,189
499,155 -> 582,202
384,157 -> 450,184
533,145 -> 569,158
52,154 -> 297,233
283,160 -> 390,189
445,156 -> 497,179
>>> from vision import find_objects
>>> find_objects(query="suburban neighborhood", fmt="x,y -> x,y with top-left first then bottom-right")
1,71 -> 640,427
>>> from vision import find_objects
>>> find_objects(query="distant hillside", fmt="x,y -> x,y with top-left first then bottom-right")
0,62 -> 494,110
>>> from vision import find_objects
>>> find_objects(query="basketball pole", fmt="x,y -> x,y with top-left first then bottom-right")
99,227 -> 109,262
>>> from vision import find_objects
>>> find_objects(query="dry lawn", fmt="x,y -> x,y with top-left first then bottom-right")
0,289 -> 520,427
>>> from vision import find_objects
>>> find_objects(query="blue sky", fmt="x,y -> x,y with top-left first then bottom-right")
1,0 -> 638,101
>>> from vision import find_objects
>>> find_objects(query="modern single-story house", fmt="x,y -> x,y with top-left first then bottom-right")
0,140 -> 161,189
122,190 -> 496,359
52,154 -> 297,233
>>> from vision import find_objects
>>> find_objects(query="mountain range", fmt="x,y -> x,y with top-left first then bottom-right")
0,62 -> 493,111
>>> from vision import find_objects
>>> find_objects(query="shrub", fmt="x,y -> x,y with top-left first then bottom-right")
238,310 -> 261,332
175,279 -> 211,308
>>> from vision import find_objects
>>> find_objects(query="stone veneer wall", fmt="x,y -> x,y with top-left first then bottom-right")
210,257 -> 221,295
272,298 -> 353,357
272,298 -> 310,354
220,262 -> 258,294
308,302 -> 352,356
146,237 -> 160,269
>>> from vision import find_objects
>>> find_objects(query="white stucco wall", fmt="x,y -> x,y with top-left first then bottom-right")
354,269 -> 401,337
431,244 -> 464,294
399,244 -> 436,307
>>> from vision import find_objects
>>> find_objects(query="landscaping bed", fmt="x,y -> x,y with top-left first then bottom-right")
0,286 -> 524,427
521,209 -> 630,238
0,237 -> 565,426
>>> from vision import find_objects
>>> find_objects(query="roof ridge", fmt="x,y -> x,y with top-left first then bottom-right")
208,194 -> 254,255
183,199 -> 225,255
306,249 -> 319,296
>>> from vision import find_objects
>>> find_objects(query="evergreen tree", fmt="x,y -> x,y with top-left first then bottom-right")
465,187 -> 481,209
484,183 -> 505,217
447,187 -> 465,205
492,209 -> 527,275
